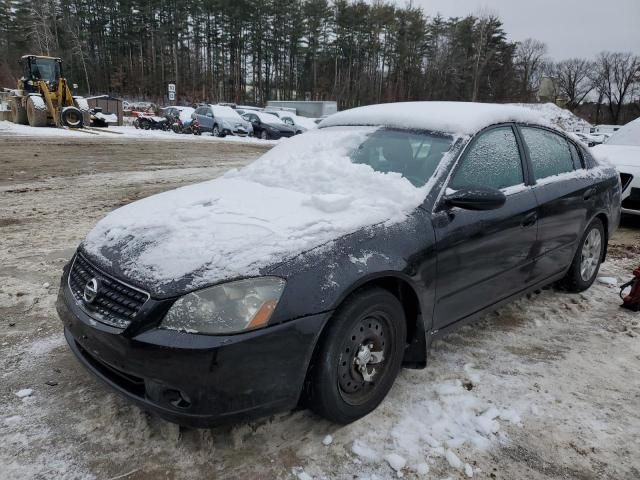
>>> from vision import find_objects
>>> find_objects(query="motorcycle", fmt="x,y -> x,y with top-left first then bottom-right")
133,111 -> 170,131
171,117 -> 202,135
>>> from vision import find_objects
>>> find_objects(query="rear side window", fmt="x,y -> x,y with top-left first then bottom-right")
521,127 -> 575,180
450,127 -> 524,191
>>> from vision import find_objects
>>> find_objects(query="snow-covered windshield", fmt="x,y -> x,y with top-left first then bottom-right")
605,118 -> 640,146
255,112 -> 287,125
212,105 -> 243,121
239,126 -> 453,188
351,129 -> 453,187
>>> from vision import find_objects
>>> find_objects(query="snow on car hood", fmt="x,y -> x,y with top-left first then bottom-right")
591,144 -> 639,168
82,127 -> 431,295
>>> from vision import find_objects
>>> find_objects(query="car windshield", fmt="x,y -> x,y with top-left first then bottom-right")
253,126 -> 453,188
350,128 -> 454,187
212,105 -> 243,121
256,112 -> 286,125
30,58 -> 60,83
605,118 -> 640,146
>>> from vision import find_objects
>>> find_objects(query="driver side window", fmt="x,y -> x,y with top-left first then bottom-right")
450,127 -> 524,191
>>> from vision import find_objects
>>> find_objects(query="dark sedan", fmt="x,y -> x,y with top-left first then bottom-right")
241,111 -> 295,140
57,102 -> 621,427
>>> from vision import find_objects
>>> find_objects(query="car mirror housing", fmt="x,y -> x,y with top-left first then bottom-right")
444,187 -> 506,211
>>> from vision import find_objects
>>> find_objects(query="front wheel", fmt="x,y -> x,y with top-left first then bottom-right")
559,218 -> 605,292
260,130 -> 268,140
307,288 -> 406,424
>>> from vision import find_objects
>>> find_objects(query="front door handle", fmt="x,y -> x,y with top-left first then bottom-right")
521,212 -> 538,227
583,188 -> 596,201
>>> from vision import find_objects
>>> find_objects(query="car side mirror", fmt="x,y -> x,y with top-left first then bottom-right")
444,187 -> 506,211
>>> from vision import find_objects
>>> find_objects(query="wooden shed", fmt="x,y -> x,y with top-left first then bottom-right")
87,95 -> 124,126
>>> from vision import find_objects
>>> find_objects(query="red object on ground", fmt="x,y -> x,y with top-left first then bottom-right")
621,266 -> 640,311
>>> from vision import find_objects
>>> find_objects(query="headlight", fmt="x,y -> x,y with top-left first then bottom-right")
160,277 -> 286,334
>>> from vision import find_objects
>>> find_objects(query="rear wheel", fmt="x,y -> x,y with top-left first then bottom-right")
10,98 -> 28,125
26,96 -> 48,127
559,218 -> 605,292
307,288 -> 406,423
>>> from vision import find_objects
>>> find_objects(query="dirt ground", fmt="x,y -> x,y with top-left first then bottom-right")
1,134 -> 639,480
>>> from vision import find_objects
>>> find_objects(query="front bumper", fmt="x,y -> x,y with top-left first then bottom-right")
57,281 -> 328,428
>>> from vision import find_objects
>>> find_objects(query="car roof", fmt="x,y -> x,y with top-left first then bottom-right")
319,101 -> 549,136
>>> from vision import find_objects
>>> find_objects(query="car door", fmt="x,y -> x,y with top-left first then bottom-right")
518,126 -> 594,280
432,125 -> 538,330
245,113 -> 262,135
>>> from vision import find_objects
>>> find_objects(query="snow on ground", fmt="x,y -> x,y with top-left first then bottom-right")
1,136 -> 639,479
0,120 -> 280,145
510,103 -> 593,132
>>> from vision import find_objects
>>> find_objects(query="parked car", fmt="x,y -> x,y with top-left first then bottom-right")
592,117 -> 640,215
241,111 -> 295,139
192,104 -> 252,137
57,102 -> 620,428
574,132 -> 605,147
267,110 -> 318,134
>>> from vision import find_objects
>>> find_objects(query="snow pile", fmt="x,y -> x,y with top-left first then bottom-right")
320,101 -> 549,135
348,375 -> 521,477
15,389 -> 33,398
510,103 -> 592,132
82,127 -> 431,292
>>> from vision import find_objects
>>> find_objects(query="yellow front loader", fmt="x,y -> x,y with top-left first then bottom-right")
9,55 -> 90,128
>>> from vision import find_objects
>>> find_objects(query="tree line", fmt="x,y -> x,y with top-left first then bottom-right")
0,0 -> 638,123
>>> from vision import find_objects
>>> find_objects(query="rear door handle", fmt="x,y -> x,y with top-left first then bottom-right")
521,212 -> 537,227
583,188 -> 596,201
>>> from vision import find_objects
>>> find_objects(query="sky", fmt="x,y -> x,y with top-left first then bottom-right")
413,0 -> 640,60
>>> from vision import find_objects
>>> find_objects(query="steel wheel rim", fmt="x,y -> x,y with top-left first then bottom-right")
337,312 -> 392,406
213,126 -> 219,136
580,228 -> 601,281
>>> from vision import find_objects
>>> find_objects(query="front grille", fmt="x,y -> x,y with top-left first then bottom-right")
68,254 -> 149,329
622,187 -> 640,212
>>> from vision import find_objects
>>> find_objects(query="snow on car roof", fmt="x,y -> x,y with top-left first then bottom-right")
211,105 -> 243,120
319,101 -> 549,135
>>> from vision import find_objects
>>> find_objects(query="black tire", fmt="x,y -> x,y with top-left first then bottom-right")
11,98 -> 28,125
61,107 -> 84,128
307,288 -> 406,424
212,125 -> 221,137
559,218 -> 605,292
140,119 -> 151,130
260,130 -> 268,140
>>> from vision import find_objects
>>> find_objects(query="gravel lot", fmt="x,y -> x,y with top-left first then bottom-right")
1,133 -> 639,480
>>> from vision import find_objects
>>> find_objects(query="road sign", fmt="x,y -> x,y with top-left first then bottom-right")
168,92 -> 175,101
168,83 -> 176,93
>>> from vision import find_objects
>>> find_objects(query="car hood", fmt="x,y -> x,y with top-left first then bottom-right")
591,144 -> 639,168
81,129 -> 428,297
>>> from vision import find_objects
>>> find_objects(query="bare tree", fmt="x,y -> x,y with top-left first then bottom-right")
593,52 -> 640,124
554,58 -> 594,110
29,1 -> 57,56
514,38 -> 548,101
